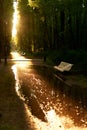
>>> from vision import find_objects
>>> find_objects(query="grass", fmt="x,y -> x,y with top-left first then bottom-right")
0,125 -> 20,130
0,64 -> 16,130
0,62 -> 30,130
22,49 -> 87,69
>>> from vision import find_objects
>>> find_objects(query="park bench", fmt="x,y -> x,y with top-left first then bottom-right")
54,61 -> 73,72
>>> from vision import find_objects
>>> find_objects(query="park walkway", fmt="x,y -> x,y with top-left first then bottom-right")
0,63 -> 33,130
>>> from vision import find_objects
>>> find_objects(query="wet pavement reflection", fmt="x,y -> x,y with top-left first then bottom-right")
11,52 -> 87,130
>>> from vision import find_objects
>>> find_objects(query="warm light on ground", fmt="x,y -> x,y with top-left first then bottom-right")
27,108 -> 87,130
11,52 -> 33,68
11,51 -> 87,130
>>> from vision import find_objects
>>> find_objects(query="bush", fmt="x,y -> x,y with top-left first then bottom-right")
44,49 -> 87,72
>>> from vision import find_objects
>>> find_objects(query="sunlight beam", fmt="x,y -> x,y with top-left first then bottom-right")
12,1 -> 19,44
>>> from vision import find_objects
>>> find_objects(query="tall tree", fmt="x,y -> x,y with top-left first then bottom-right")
0,0 -> 13,64
17,0 -> 87,54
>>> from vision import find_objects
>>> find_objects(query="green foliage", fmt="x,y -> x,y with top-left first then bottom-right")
18,0 -> 31,14
17,0 -> 87,62
0,126 -> 20,130
46,49 -> 87,68
0,0 -> 13,59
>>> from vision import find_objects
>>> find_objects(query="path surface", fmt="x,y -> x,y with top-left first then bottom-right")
0,52 -> 87,130
11,52 -> 87,130
0,64 -> 33,130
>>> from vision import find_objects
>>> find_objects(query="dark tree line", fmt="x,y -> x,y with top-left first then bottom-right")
17,0 -> 87,55
0,0 -> 13,64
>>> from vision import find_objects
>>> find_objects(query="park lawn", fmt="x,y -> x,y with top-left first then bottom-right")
0,63 -> 30,130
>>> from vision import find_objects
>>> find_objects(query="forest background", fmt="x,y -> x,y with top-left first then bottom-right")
0,0 -> 87,71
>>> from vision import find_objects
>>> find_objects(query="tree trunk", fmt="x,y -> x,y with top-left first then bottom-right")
4,45 -> 7,65
60,10 -> 65,46
68,10 -> 74,49
75,13 -> 80,49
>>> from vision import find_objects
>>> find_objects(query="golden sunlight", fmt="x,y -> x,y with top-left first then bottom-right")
28,0 -> 38,7
11,52 -> 32,68
11,51 -> 87,130
12,1 -> 19,44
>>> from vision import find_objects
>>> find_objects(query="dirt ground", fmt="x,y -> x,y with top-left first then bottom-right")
0,63 -> 33,130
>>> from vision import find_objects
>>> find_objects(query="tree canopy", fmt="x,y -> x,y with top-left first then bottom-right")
17,0 -> 87,58
0,0 -> 13,62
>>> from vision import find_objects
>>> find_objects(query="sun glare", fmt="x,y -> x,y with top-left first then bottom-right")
12,1 -> 19,44
11,52 -> 33,68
